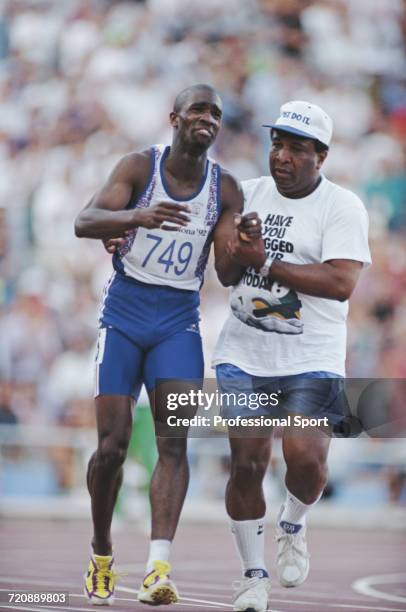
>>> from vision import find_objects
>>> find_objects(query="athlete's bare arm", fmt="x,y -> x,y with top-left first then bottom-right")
74,151 -> 191,240
268,259 -> 363,302
213,172 -> 262,286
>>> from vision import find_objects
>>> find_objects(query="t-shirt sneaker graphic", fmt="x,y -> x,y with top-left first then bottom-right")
230,284 -> 303,334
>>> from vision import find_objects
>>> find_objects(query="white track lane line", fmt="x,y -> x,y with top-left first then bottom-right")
172,585 -> 378,603
0,607 -> 95,612
119,560 -> 233,572
118,584 -> 232,607
0,607 -> 48,612
2,603 -> 400,612
352,573 -> 406,604
117,585 -> 284,611
270,598 -> 406,611
0,578 -> 78,589
0,586 -> 226,611
1,576 -> 404,611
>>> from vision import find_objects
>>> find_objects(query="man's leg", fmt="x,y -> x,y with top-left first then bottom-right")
138,328 -> 203,605
84,395 -> 133,605
87,395 -> 133,555
135,386 -> 193,605
227,434 -> 272,612
227,434 -> 271,521
215,363 -> 273,612
283,428 -> 330,507
85,325 -> 143,605
276,427 -> 330,587
150,430 -> 189,542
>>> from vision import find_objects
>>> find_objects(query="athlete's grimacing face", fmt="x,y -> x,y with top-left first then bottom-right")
171,90 -> 223,150
269,130 -> 328,198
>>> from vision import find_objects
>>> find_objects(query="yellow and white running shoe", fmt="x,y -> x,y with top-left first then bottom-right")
138,561 -> 179,605
84,554 -> 117,605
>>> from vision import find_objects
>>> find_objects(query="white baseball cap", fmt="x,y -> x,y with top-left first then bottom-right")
263,100 -> 333,147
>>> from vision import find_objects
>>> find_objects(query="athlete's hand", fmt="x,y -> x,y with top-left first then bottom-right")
235,212 -> 262,242
133,202 -> 191,231
103,237 -> 126,254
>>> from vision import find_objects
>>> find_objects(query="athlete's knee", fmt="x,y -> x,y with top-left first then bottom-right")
156,436 -> 187,462
97,436 -> 128,471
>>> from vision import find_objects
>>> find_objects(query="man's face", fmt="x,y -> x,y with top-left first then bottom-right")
170,89 -> 223,151
269,130 -> 327,197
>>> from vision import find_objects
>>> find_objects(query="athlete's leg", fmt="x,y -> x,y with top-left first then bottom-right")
87,395 -> 133,555
89,327 -> 144,555
85,278 -> 146,604
148,411 -> 189,541
144,328 -> 204,542
137,329 -> 203,605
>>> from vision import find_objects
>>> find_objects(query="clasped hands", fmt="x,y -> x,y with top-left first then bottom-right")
227,212 -> 267,271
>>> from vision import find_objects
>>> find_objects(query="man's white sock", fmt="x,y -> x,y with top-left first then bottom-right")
146,539 -> 171,573
280,489 -> 322,530
230,518 -> 268,576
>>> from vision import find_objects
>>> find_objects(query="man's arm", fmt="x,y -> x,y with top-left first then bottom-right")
74,151 -> 191,240
226,234 -> 363,301
213,172 -> 263,286
268,259 -> 363,302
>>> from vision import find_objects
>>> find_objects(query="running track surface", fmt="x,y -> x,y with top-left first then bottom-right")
0,519 -> 405,612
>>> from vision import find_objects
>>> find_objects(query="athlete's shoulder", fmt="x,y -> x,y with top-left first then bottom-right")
216,167 -> 244,214
120,147 -> 155,172
218,166 -> 240,188
110,147 -> 157,188
219,167 -> 244,196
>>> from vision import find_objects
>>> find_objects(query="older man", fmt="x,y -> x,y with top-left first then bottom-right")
213,100 -> 371,612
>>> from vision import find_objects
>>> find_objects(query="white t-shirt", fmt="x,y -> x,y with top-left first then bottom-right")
212,175 -> 371,377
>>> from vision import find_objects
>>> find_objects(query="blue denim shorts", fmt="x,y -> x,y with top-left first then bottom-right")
216,363 -> 346,424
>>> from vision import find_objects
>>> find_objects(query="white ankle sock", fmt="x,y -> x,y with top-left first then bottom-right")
230,518 -> 267,575
280,489 -> 321,528
146,539 -> 171,573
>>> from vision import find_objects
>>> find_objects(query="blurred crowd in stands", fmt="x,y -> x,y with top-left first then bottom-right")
0,0 -> 405,444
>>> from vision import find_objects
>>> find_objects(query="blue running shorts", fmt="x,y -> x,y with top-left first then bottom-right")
95,273 -> 204,398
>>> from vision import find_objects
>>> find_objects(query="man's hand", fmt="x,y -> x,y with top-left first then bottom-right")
227,213 -> 266,269
133,202 -> 191,230
235,212 -> 263,242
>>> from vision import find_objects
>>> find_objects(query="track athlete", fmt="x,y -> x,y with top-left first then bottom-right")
75,84 -> 260,606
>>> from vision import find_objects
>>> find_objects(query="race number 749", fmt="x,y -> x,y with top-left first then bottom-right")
141,234 -> 193,276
